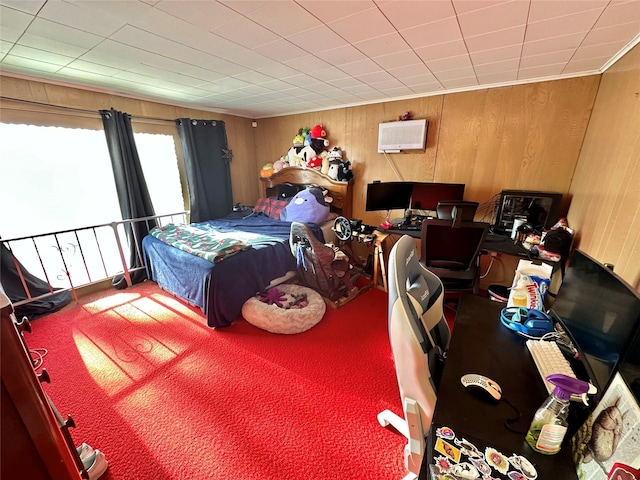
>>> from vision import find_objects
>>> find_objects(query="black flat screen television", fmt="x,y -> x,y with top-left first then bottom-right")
494,190 -> 562,233
550,250 -> 640,396
410,183 -> 465,211
365,182 -> 413,212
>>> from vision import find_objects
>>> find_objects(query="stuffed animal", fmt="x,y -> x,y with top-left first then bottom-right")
337,160 -> 354,182
310,124 -> 329,154
260,163 -> 274,178
280,187 -> 333,224
307,155 -> 322,170
327,159 -> 341,180
286,134 -> 305,165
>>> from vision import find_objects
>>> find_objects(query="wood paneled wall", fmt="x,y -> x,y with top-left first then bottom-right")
0,76 -> 258,207
567,45 -> 640,290
255,77 -> 600,230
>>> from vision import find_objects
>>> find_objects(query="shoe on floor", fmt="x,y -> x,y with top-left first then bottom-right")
76,443 -> 94,462
82,449 -> 108,480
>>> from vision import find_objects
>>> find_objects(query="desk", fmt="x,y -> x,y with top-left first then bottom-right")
421,294 -> 579,479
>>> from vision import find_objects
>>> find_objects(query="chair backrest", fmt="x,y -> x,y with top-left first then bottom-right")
420,219 -> 489,271
388,235 -> 451,435
289,221 -> 344,301
436,201 -> 479,227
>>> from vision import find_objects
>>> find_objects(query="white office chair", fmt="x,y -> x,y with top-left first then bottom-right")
378,235 -> 451,480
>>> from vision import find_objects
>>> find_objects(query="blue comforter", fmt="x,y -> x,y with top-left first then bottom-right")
142,212 -> 324,327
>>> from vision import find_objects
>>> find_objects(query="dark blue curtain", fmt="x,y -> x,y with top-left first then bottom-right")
176,119 -> 232,222
100,108 -> 156,289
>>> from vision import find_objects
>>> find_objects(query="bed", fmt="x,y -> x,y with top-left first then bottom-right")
142,167 -> 353,328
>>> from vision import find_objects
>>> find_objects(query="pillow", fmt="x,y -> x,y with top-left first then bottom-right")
280,187 -> 331,224
276,183 -> 301,200
253,198 -> 288,220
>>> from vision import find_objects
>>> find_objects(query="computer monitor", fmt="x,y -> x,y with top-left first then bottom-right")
494,190 -> 562,233
436,201 -> 479,222
410,183 -> 465,211
365,182 -> 413,212
550,250 -> 640,395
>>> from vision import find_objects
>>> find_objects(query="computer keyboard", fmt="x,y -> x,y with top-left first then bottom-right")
525,339 -> 577,394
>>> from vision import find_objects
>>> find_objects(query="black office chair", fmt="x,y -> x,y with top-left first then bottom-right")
420,219 -> 489,298
436,201 -> 479,228
378,235 -> 451,479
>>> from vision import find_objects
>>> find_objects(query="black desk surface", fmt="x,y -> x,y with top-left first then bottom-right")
421,294 -> 579,479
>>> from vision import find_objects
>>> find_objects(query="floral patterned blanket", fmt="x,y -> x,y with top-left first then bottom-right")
149,224 -> 251,263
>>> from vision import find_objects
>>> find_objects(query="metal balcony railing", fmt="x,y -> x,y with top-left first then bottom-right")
1,212 -> 188,307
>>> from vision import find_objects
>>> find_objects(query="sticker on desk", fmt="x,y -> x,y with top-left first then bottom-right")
430,427 -> 539,480
435,438 -> 461,462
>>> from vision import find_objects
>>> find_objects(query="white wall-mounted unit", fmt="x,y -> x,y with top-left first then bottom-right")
377,119 -> 428,153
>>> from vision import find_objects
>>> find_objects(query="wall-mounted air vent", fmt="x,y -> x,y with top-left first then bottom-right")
377,119 -> 428,153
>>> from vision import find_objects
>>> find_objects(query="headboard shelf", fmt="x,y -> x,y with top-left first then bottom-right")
260,167 -> 353,218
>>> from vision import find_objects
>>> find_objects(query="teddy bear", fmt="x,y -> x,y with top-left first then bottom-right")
309,124 -> 329,154
337,160 -> 354,182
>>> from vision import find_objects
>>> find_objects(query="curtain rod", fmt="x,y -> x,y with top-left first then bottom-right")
0,96 -> 177,124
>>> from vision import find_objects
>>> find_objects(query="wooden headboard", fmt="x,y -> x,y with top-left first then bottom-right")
260,167 -> 353,218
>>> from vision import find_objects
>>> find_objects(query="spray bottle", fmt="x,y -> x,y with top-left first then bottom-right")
525,374 -> 590,455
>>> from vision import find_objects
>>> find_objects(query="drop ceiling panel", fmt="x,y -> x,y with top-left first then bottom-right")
0,0 -> 638,118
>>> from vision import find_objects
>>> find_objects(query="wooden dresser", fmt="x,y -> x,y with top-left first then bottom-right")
1,289 -> 86,479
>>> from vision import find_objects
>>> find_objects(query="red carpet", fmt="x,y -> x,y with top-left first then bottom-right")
27,281 -> 410,479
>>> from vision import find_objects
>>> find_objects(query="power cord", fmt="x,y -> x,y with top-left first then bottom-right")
501,397 -> 529,434
30,348 -> 48,370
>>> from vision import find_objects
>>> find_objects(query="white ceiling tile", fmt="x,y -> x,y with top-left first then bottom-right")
247,1 -> 322,37
465,25 -> 525,52
414,39 -> 469,62
457,1 -> 529,38
328,8 -> 396,43
64,59 -> 122,76
440,75 -> 478,89
297,0 -> 373,23
373,49 -> 423,70
9,44 -> 73,66
427,54 -> 473,72
434,65 -> 476,80
476,70 -> 518,84
594,1 -> 640,28
526,10 -> 604,42
309,67 -> 352,82
111,25 -> 182,54
528,0 -> 608,23
582,21 -> 640,47
18,33 -> 88,58
0,5 -> 33,43
340,58 -> 381,76
518,63 -> 566,79
453,0 -> 508,16
155,0 -> 243,30
282,55 -> 332,73
520,49 -> 574,69
1,54 -> 62,73
571,40 -> 631,61
474,58 -> 520,75
253,39 -> 308,62
213,15 -> 281,49
286,25 -> 349,52
37,1 -> 126,37
522,32 -> 587,58
379,0 -> 456,30
470,44 -> 522,65
563,56 -> 610,73
401,17 -> 464,49
0,0 -> 45,15
0,0 -> 638,118
316,44 -> 368,65
353,32 -> 410,57
0,40 -> 12,55
26,18 -> 103,50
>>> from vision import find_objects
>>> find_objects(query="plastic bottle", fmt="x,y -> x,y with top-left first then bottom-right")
525,374 -> 590,455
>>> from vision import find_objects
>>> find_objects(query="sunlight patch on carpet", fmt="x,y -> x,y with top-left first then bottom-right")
82,292 -> 141,314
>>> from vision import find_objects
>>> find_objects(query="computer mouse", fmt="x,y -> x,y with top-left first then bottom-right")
460,374 -> 502,403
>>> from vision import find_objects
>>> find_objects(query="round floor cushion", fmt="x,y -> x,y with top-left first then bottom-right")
241,284 -> 326,334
